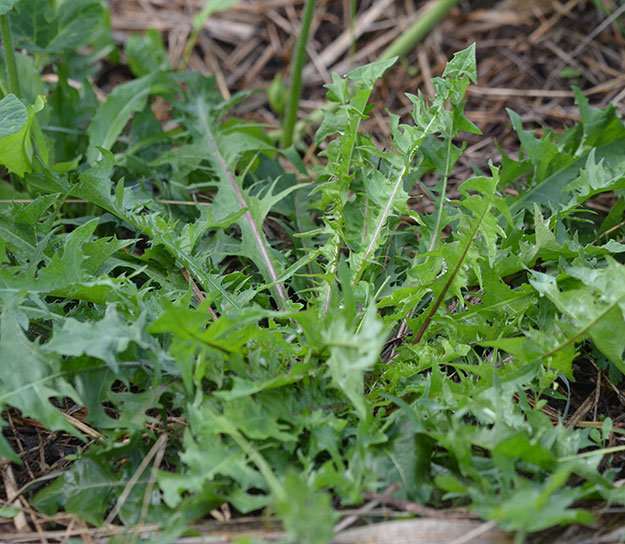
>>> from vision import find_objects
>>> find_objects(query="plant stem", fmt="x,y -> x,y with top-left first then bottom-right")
0,14 -> 19,96
413,196 -> 492,344
281,0 -> 316,149
203,123 -> 289,310
427,129 -> 454,252
348,0 -> 356,66
274,0 -> 455,145
378,0 -> 459,61
179,27 -> 199,71
356,165 -> 408,282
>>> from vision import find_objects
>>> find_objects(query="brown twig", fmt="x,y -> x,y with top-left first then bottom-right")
104,434 -> 169,526
181,268 -> 219,321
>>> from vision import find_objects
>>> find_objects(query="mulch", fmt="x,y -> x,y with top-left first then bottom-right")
108,0 -> 625,189
2,0 -> 625,542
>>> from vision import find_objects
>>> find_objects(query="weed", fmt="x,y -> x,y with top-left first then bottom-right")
1,2 -> 625,543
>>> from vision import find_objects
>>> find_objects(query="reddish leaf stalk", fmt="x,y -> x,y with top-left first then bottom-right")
413,203 -> 490,344
384,308 -> 413,364
181,268 -> 218,321
205,129 -> 289,310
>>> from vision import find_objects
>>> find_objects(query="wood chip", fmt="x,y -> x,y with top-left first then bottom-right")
332,518 -> 512,544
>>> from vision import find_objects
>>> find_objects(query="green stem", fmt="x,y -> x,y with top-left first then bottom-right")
378,0 -> 459,61
0,13 -> 19,97
179,26 -> 199,71
281,0 -> 316,149
279,0 -> 457,145
427,121 -> 454,252
348,0 -> 356,65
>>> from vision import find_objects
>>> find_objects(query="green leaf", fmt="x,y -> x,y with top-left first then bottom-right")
40,219 -> 100,284
138,215 -> 243,310
600,197 -> 625,236
482,329 -> 576,378
483,474 -> 595,532
10,0 -> 105,52
0,214 -> 37,254
214,364 -> 313,401
367,411 -> 434,502
222,397 -> 295,442
192,0 -> 240,30
0,0 -> 19,16
451,271 -> 535,342
75,150 -> 118,211
33,456 -> 117,525
435,473 -> 468,494
346,56 -> 397,89
0,211 -> 134,304
149,304 -> 280,356
413,167 -> 505,343
349,164 -> 414,280
573,86 -> 625,148
492,432 -> 556,481
267,73 -> 287,115
530,259 -> 625,371
0,505 -> 21,518
0,423 -> 20,463
0,94 -> 45,176
87,72 -> 175,163
507,109 -> 575,203
192,102 -> 298,306
275,470 -> 336,544
160,402 -> 273,510
564,149 -> 625,206
33,441 -> 166,526
442,42 -> 477,84
125,29 -> 171,77
325,304 -> 385,419
0,296 -> 80,440
0,93 -> 26,138
0,212 -> 132,302
44,305 -> 147,374
507,89 -> 625,213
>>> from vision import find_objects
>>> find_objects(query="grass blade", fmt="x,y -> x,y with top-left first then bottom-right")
281,0 -> 316,149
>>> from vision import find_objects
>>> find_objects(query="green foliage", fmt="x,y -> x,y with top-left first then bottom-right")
0,93 -> 44,175
87,72 -> 176,163
506,88 -> 625,214
1,8 -> 625,543
275,470 -> 336,544
9,0 -> 106,53
125,29 -> 171,78
0,0 -> 19,16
